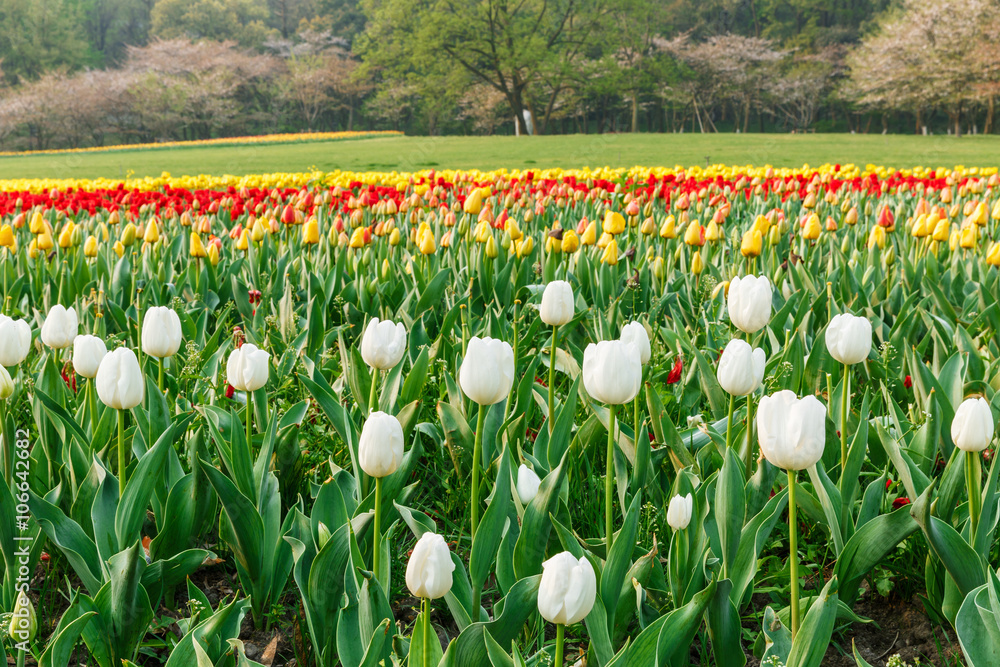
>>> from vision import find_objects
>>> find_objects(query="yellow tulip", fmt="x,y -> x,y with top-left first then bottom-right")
463,188 -> 484,215
37,230 -> 54,250
597,231 -> 613,249
740,229 -> 762,257
971,201 -> 988,226
303,218 -> 320,244
251,218 -> 266,242
751,215 -> 770,236
486,235 -> 499,258
659,216 -> 676,239
582,221 -> 597,245
991,199 -> 1000,220
867,225 -> 886,249
113,240 -> 124,258
190,232 -> 208,258
27,239 -> 38,259
235,229 -> 249,251
507,218 -> 523,241
705,220 -> 721,242
208,243 -> 220,266
29,210 -> 45,234
474,220 -> 491,243
144,221 -> 160,244
84,235 -> 98,257
603,210 -> 626,235
561,230 -> 580,253
987,241 -> 1000,266
802,214 -> 821,240
515,235 -> 534,258
684,222 -> 705,246
651,256 -> 665,279
843,206 -> 858,226
600,238 -> 618,265
932,219 -> 950,242
640,217 -> 656,236
349,227 -> 365,249
58,222 -> 74,249
911,215 -> 929,238
802,191 -> 817,209
418,229 -> 436,255
0,225 -> 13,247
691,250 -> 704,275
960,223 -> 977,249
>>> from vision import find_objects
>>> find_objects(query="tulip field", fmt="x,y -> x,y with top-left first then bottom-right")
2,161 -> 1000,667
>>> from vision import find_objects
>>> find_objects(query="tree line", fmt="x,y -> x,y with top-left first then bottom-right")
0,0 -> 997,150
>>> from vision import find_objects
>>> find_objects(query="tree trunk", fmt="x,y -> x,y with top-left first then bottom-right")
986,97 -> 994,134
631,93 -> 638,132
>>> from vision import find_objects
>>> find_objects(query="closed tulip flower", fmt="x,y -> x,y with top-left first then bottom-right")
406,532 -> 455,599
0,365 -> 12,400
952,397 -> 994,452
459,336 -> 514,406
757,390 -> 826,471
359,411 -> 405,478
516,464 -> 542,505
825,313 -> 871,365
727,275 -> 772,334
142,306 -> 182,358
583,340 -> 641,405
540,280 -> 574,326
666,493 -> 693,530
0,315 -> 32,367
620,321 -> 651,365
41,305 -> 78,349
96,347 -> 144,410
361,318 -> 407,370
537,551 -> 597,625
72,335 -> 107,379
227,344 -> 270,392
717,339 -> 765,397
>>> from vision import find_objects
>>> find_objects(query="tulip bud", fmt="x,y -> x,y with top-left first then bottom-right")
825,313 -> 871,365
515,235 -> 534,257
359,411 -> 405,478
83,235 -> 98,257
952,397 -> 995,452
41,305 -> 78,349
583,340 -> 641,405
361,318 -> 407,370
727,275 -> 771,334
459,337 -> 514,405
690,250 -> 704,275
0,316 -> 31,367
226,343 -> 270,391
600,238 -> 619,265
207,243 -> 220,266
740,229 -> 762,258
96,347 -> 145,410
516,464 -> 541,505
73,334 -> 107,379
406,532 -> 455,599
757,390 -> 827,470
303,218 -> 320,244
717,339 -> 765,396
0,365 -> 12,400
8,592 -> 36,643
666,493 -> 693,530
142,306 -> 183,359
537,552 -> 597,625
620,321 -> 651,365
540,281 -> 574,326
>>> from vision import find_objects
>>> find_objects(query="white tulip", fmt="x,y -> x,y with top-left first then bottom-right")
459,336 -> 514,405
952,397 -> 995,453
717,339 -> 766,397
620,321 -> 651,365
40,305 -> 78,349
757,390 -> 827,470
537,551 -> 597,625
516,464 -> 542,505
358,411 -> 405,478
226,344 -> 270,392
95,348 -> 144,410
0,365 -> 12,400
0,316 -> 31,367
540,280 -> 575,326
825,313 -> 872,365
405,532 -> 455,599
727,275 -> 772,334
666,493 -> 693,531
72,335 -> 107,379
583,340 -> 641,405
141,306 -> 182,358
361,318 -> 407,370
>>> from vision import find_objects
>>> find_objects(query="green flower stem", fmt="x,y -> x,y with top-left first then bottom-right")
246,391 -> 253,447
554,623 -> 565,666
745,393 -> 755,476
88,378 -> 99,437
967,451 -> 982,545
502,300 -> 520,430
373,476 -> 383,587
725,393 -> 735,451
548,325 -> 558,435
368,367 -> 379,415
118,409 -> 126,497
0,398 -> 8,484
787,468 -> 800,638
841,363 -> 849,472
471,402 -> 486,539
423,597 -> 431,666
606,404 -> 618,553
158,357 -> 165,393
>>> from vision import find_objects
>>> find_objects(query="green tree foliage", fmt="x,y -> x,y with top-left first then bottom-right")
0,0 -> 89,81
150,0 -> 273,47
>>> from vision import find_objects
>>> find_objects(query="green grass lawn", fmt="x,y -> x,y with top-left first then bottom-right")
1,133 -> 998,180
